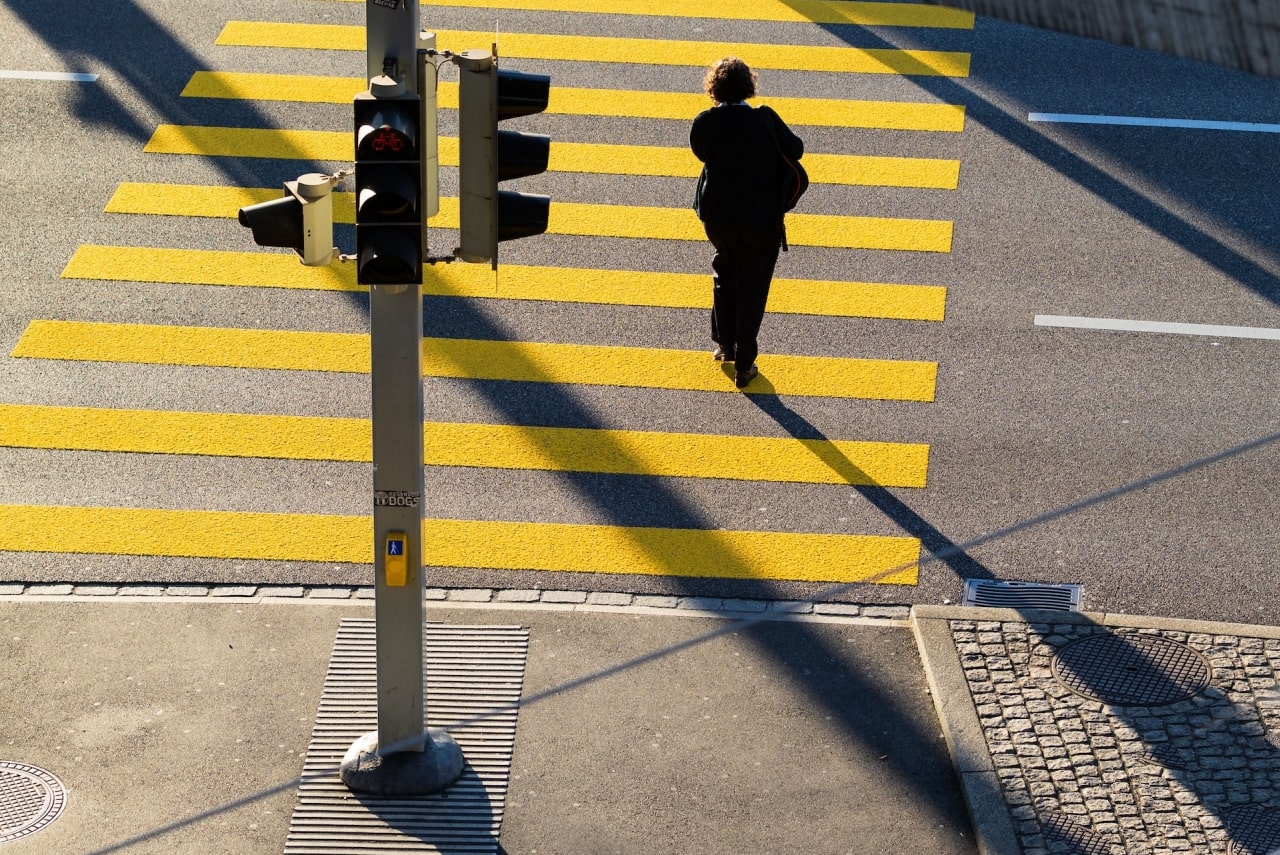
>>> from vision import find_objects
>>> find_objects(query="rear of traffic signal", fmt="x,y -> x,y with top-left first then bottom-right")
237,173 -> 338,268
455,48 -> 551,268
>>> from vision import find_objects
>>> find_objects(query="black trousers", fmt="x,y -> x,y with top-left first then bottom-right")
704,221 -> 783,371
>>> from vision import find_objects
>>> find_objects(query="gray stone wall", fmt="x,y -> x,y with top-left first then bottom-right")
925,0 -> 1280,77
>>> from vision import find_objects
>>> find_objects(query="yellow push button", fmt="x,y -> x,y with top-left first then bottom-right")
384,532 -> 408,587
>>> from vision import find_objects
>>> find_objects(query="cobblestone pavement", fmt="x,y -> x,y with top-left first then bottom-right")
943,610 -> 1280,855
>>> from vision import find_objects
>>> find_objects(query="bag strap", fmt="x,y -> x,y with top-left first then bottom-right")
755,107 -> 790,252
756,105 -> 782,148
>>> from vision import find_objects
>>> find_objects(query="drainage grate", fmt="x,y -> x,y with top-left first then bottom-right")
1051,632 -> 1212,707
1227,804 -> 1280,855
283,620 -> 530,854
1041,812 -> 1119,854
0,762 -> 66,844
962,578 -> 1082,611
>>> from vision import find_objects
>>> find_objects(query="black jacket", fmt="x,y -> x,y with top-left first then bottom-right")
690,103 -> 804,227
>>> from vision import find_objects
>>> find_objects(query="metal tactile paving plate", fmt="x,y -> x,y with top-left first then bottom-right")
1227,805 -> 1280,855
1050,632 -> 1212,707
0,761 -> 67,844
283,620 -> 529,854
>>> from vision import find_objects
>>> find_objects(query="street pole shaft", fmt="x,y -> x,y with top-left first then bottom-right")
370,280 -> 426,753
364,0 -> 430,756
366,0 -> 420,92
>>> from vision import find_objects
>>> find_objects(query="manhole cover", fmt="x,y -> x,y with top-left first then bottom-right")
1051,632 -> 1211,706
1042,813 -> 1118,854
1227,805 -> 1280,855
0,762 -> 66,843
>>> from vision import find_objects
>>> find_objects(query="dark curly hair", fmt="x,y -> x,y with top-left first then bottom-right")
703,57 -> 757,104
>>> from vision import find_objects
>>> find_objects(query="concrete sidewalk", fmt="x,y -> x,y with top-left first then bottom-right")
2,593 -> 1277,854
0,595 -> 975,855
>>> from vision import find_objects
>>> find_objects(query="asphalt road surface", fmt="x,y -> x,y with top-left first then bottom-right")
0,0 -> 1276,624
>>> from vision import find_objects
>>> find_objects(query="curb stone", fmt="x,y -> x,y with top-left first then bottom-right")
0,582 -> 912,623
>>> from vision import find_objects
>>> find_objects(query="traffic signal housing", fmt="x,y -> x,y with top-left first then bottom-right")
237,173 -> 338,267
455,48 -> 551,268
354,79 -> 423,285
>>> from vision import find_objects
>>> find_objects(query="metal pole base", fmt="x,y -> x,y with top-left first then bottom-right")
339,729 -> 465,796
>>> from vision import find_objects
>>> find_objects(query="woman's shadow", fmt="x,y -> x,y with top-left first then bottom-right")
747,394 -> 996,582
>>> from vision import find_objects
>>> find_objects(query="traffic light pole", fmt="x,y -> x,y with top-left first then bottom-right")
339,271 -> 463,797
370,276 -> 425,753
365,0 -> 419,94
337,0 -> 463,798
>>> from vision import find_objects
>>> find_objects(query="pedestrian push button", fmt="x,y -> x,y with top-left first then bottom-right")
384,532 -> 408,587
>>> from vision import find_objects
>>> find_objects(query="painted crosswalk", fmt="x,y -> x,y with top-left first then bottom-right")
179,72 -> 968,132
105,183 -> 954,252
11,320 -> 938,400
62,245 -> 949,320
0,0 -> 975,586
313,0 -> 975,29
0,404 -> 929,486
147,122 -> 962,187
0,505 -> 920,584
215,22 -> 972,75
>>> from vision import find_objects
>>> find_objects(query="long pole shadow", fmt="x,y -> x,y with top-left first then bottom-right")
422,293 -> 976,835
1,0 -> 332,192
779,1 -> 1280,307
2,0 -> 977,840
763,7 -> 1280,844
80,427 -> 1280,854
990,609 -> 1280,853
30,2 -> 1279,851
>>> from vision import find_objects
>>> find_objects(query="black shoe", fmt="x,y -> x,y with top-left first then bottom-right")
734,364 -> 758,389
712,344 -> 735,363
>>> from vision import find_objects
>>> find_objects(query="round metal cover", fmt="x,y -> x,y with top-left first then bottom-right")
1050,632 -> 1211,706
1041,813 -> 1117,855
1227,805 -> 1280,855
0,761 -> 67,843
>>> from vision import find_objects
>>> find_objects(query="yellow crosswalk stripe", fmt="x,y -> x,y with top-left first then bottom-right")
0,504 -> 921,584
105,184 -> 954,253
12,320 -> 938,401
62,246 -> 948,321
0,404 -> 929,487
183,71 -> 968,136
216,23 -> 972,76
144,126 -> 961,188
325,0 -> 974,29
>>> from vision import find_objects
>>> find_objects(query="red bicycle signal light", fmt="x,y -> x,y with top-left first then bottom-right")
356,103 -> 419,161
354,91 -> 423,286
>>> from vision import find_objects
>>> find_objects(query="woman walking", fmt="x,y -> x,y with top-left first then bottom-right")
691,57 -> 804,389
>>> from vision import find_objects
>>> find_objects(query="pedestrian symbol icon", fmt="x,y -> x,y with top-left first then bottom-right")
388,539 -> 404,556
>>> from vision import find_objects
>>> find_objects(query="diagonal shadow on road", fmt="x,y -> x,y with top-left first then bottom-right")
18,2 -> 1280,852
0,0 -> 321,191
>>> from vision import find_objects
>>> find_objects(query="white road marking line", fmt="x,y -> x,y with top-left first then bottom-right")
0,70 -> 98,82
1029,112 -> 1280,134
1035,315 -> 1280,341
